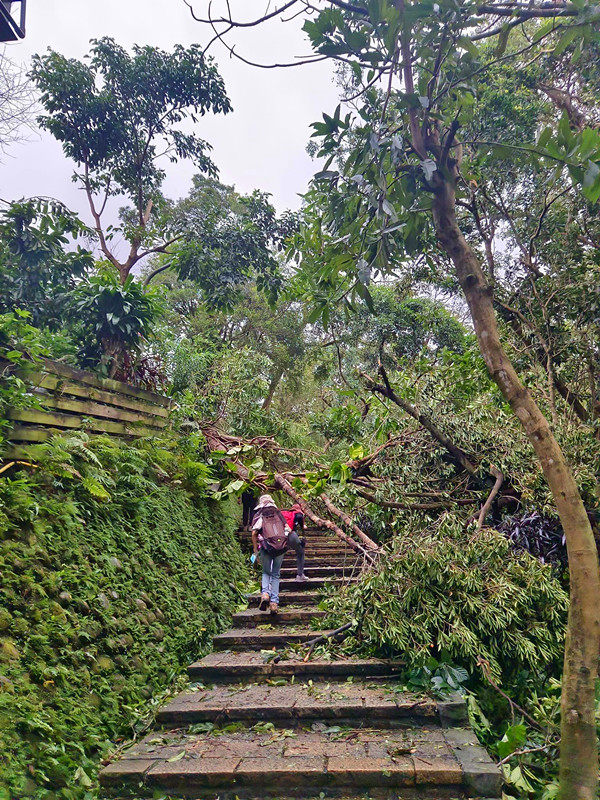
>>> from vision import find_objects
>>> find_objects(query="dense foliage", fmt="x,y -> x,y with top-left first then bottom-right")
323,517 -> 568,680
0,434 -> 247,800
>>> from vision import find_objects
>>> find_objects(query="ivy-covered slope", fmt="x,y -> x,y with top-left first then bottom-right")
0,434 -> 248,800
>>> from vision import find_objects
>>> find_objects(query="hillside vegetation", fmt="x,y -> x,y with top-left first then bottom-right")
0,434 -> 247,799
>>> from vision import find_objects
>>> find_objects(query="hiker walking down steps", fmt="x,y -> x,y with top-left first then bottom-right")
251,494 -> 290,615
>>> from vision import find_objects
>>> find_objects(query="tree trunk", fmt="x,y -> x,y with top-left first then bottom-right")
432,172 -> 600,799
262,365 -> 284,411
100,338 -> 123,380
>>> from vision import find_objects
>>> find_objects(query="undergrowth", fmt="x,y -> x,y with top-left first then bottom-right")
0,433 -> 248,800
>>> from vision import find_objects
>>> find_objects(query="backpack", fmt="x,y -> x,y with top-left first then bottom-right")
260,506 -> 288,555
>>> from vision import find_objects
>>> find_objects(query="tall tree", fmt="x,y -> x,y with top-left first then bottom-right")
191,2 -> 600,794
146,176 -> 295,307
31,38 -> 231,284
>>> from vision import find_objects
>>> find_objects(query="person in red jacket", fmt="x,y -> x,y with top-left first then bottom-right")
281,503 -> 307,582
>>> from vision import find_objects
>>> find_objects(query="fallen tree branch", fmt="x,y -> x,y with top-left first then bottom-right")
274,473 -> 379,558
347,435 -> 406,475
354,487 -> 478,510
320,492 -> 373,545
498,741 -> 560,766
203,425 -> 381,555
477,464 -> 503,530
361,368 -> 478,476
303,622 -> 354,661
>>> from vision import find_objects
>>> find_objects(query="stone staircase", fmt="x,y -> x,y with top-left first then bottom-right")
100,527 -> 501,798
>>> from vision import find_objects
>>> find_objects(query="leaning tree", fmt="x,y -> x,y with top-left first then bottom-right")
189,1 -> 600,795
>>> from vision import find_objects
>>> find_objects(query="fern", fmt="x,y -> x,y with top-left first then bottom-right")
81,477 -> 111,501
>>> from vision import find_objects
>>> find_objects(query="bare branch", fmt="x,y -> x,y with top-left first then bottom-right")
476,464 -> 503,530
185,0 -> 301,26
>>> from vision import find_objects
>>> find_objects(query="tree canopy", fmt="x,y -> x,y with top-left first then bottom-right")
31,37 -> 232,283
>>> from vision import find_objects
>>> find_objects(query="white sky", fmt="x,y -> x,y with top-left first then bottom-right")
0,0 -> 340,222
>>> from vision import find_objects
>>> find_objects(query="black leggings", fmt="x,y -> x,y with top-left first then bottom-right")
288,530 -> 305,574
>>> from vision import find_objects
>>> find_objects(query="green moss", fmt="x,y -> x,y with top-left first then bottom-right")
0,436 -> 247,799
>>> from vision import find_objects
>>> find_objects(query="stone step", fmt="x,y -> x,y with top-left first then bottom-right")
188,651 -> 404,683
155,682 -> 467,728
279,577 -> 358,591
213,627 -> 326,651
242,544 -> 356,559
287,552 -> 358,560
239,535 -> 354,549
280,565 -> 360,578
279,560 -> 360,570
246,591 -> 320,607
99,725 -> 501,798
282,553 -> 362,563
232,607 -> 325,628
239,531 -> 354,544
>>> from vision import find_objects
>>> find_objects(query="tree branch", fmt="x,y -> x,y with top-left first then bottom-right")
144,261 -> 174,286
476,464 -> 503,529
360,367 -> 478,476
354,486 -> 478,510
477,3 -> 580,18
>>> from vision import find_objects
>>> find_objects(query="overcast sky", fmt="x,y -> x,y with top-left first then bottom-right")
0,0 -> 340,222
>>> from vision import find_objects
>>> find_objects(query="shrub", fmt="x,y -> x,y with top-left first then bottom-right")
324,515 -> 568,682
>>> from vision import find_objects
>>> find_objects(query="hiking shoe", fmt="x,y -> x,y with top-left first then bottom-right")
269,602 -> 279,615
259,592 -> 270,611
295,573 -> 308,582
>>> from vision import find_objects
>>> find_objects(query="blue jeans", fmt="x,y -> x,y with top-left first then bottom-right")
260,550 -> 285,604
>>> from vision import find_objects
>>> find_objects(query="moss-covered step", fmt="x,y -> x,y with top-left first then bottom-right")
231,607 -> 325,627
100,725 -> 501,797
212,627 -> 328,651
187,651 -> 404,683
155,681 -> 442,727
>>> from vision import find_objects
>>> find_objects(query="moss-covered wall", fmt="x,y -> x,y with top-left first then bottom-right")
0,441 -> 247,800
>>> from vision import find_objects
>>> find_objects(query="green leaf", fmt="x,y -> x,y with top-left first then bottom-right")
552,25 -> 581,57
167,750 -> 186,763
497,723 -> 527,759
457,37 -> 479,57
348,443 -> 365,459
537,127 -> 553,149
579,127 -> 600,161
582,160 -> 600,202
532,20 -> 557,42
495,25 -> 510,57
